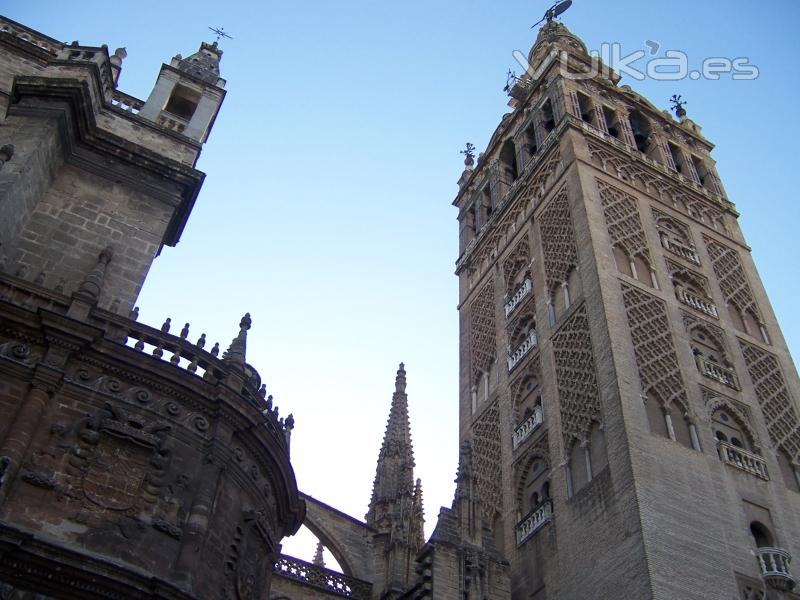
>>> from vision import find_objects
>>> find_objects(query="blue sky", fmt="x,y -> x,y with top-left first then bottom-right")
8,0 -> 799,567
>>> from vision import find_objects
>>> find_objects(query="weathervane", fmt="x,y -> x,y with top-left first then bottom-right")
503,69 -> 519,94
670,94 -> 687,119
208,26 -> 234,43
531,0 -> 573,29
461,143 -> 476,167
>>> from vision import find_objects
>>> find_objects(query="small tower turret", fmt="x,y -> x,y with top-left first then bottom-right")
140,41 -> 226,143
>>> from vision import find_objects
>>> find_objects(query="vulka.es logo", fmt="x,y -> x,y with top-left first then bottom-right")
513,41 -> 760,83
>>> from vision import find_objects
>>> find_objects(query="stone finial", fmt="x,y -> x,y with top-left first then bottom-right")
312,541 -> 325,568
130,306 -> 139,321
161,318 -> 171,333
460,143 -> 475,169
111,47 -> 127,64
223,312 -> 251,368
75,247 -> 113,301
180,323 -> 190,339
395,362 -> 406,394
0,144 -> 14,171
196,333 -> 206,349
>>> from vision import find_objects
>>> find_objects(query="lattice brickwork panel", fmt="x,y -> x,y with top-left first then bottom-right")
472,401 -> 503,520
597,179 -> 652,261
621,284 -> 689,411
551,304 -> 601,449
704,237 -> 760,319
538,185 -> 578,295
470,280 -> 496,380
740,341 -> 800,461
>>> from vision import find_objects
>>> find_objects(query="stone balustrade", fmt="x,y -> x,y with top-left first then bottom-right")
508,330 -> 538,371
110,90 -> 144,115
717,441 -> 769,480
274,555 -> 372,599
696,355 -> 739,390
756,547 -> 796,592
505,278 -> 533,317
516,500 -> 552,545
157,113 -> 188,134
512,406 -> 543,450
663,237 -> 701,265
678,288 -> 718,318
0,18 -> 60,56
0,270 -> 290,439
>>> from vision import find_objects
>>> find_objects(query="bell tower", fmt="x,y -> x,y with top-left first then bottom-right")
139,41 -> 226,143
0,27 -> 226,314
454,16 -> 800,600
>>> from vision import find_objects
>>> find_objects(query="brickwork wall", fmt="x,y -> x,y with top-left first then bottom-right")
0,115 -> 63,259
11,163 -> 169,310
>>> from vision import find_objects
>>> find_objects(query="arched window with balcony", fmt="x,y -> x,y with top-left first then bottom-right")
689,322 -> 739,390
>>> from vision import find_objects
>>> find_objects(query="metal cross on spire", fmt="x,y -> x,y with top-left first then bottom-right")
208,26 -> 233,43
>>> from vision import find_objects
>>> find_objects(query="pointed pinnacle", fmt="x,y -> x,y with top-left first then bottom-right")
395,362 -> 406,394
223,312 -> 251,369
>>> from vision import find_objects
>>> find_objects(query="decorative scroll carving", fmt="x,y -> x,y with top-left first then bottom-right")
472,401 -> 503,521
470,280 -> 496,381
224,511 -> 274,600
597,179 -> 652,261
739,342 -> 800,461
551,304 -> 601,449
621,284 -> 689,413
704,237 -> 761,320
538,185 -> 578,295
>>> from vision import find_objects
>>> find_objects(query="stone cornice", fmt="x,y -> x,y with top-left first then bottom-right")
8,76 -> 205,248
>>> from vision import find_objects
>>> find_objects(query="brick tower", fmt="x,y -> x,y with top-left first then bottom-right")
452,18 -> 800,600
0,17 -> 304,599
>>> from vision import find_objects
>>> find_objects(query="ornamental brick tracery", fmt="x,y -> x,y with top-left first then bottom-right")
739,341 -> 800,461
551,304 -> 601,449
538,185 -> 578,296
621,284 -> 689,413
502,238 -> 531,295
469,280 -> 496,381
597,179 -> 652,261
704,237 -> 760,320
472,401 -> 503,521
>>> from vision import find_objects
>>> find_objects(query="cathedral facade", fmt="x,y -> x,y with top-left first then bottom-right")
0,11 -> 799,600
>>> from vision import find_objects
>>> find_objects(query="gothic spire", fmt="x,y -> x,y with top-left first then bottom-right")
365,362 -> 416,527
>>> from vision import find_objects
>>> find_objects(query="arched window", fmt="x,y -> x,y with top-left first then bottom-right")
602,105 -> 622,140
540,99 -> 555,134
750,521 -> 774,548
711,408 -> 751,452
524,121 -> 538,165
777,450 -> 800,493
500,139 -> 519,186
628,110 -> 652,153
589,423 -> 608,475
523,459 -> 550,513
644,392 -> 669,439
